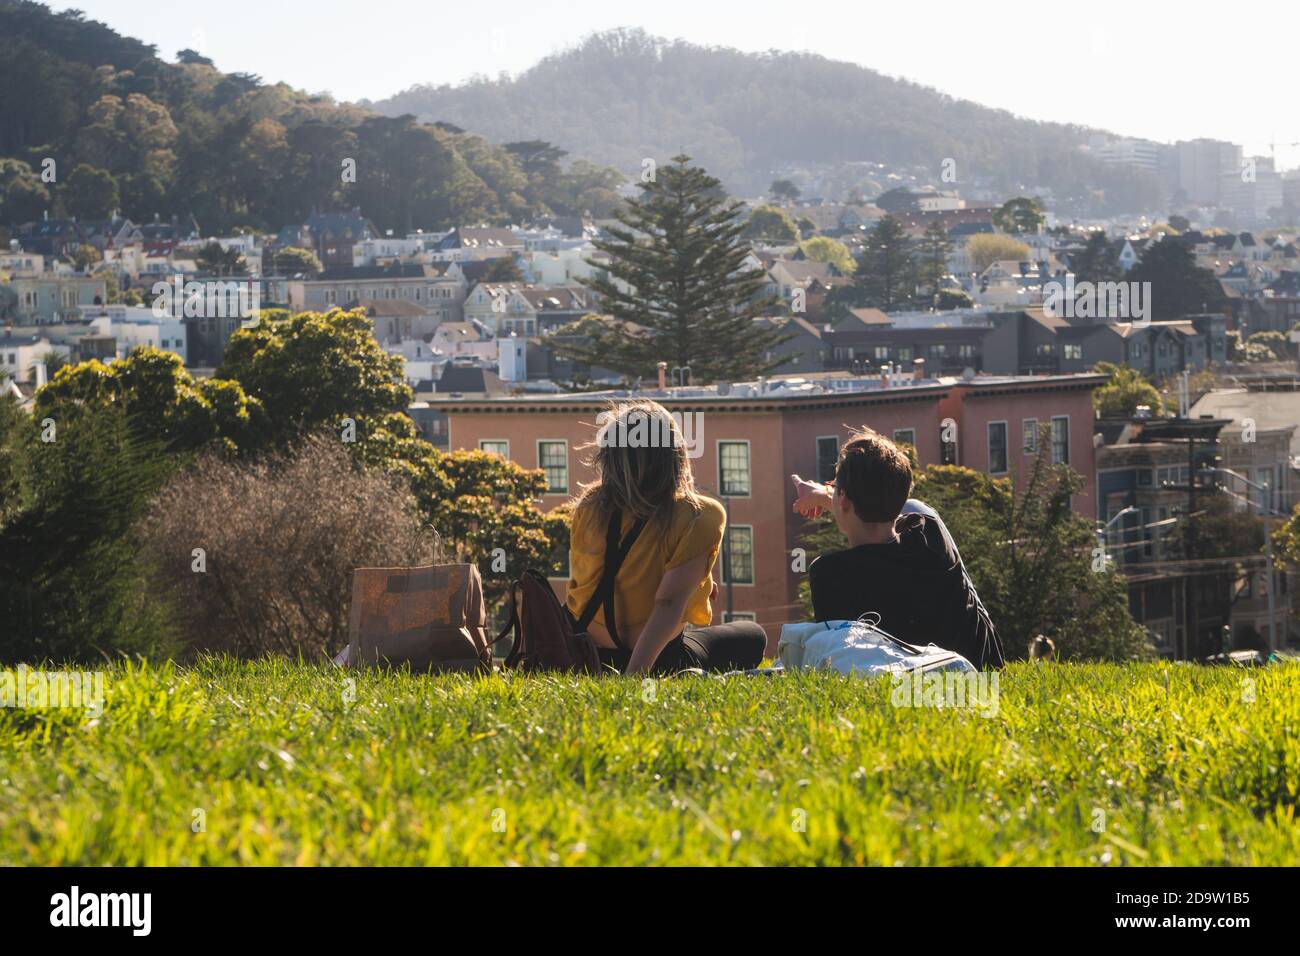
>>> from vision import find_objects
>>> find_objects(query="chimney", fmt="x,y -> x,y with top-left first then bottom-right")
880,364 -> 889,388
657,361 -> 667,390
912,357 -> 926,382
33,359 -> 48,389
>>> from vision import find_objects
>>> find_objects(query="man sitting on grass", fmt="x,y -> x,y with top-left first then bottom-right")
790,428 -> 1004,668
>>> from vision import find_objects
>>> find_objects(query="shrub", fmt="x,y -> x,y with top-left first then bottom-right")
140,434 -> 433,658
0,405 -> 178,663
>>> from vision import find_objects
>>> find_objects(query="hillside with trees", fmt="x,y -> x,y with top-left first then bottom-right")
0,1 -> 625,234
373,27 -> 1165,215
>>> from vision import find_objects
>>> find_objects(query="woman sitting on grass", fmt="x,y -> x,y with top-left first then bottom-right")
565,399 -> 767,675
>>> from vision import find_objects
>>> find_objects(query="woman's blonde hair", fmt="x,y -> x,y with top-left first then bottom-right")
574,399 -> 703,532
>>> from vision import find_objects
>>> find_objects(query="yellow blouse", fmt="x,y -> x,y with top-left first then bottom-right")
565,496 -> 726,633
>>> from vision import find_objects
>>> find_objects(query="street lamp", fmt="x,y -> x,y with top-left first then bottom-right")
1098,505 -> 1137,560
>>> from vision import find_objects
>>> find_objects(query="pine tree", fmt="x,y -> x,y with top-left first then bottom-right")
853,214 -> 916,310
915,220 -> 953,301
563,155 -> 787,384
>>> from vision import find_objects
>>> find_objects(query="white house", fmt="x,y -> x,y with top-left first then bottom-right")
0,331 -> 53,384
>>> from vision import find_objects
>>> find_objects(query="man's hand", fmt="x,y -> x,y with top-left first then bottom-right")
791,473 -> 833,518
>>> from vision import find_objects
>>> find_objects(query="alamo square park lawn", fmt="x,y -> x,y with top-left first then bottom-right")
1,659 -> 1297,866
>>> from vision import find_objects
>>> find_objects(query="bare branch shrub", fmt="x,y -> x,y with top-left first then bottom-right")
140,434 -> 434,658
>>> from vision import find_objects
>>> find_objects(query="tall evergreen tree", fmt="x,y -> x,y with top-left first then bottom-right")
853,214 -> 915,310
915,220 -> 953,300
1071,230 -> 1118,284
1126,239 -> 1224,320
564,155 -> 787,383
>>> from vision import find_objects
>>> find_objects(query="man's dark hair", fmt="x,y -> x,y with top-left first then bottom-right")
834,428 -> 912,523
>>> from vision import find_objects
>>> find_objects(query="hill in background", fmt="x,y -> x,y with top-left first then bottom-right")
372,28 -> 1165,216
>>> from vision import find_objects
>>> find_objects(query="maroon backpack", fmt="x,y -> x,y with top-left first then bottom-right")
493,510 -> 645,674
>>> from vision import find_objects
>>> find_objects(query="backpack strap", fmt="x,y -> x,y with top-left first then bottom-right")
574,509 -> 646,649
489,579 -> 522,663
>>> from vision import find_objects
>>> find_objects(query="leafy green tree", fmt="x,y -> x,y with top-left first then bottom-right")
272,246 -> 323,277
936,289 -> 973,310
195,241 -> 247,276
0,159 -> 51,224
36,348 -> 262,454
967,233 -> 1030,274
743,204 -> 800,243
1093,362 -> 1164,418
799,236 -> 854,275
217,309 -> 409,449
993,196 -> 1045,235
853,214 -> 915,310
480,257 -> 524,283
62,163 -> 120,220
562,155 -> 787,383
1071,230 -> 1118,284
770,179 -> 800,203
71,244 -> 103,271
1244,331 -> 1289,362
1126,239 -> 1223,320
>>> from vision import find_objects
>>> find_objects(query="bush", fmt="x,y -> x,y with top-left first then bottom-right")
140,434 -> 433,658
0,405 -> 178,663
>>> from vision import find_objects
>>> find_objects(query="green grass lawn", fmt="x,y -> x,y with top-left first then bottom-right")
2,659 -> 1298,865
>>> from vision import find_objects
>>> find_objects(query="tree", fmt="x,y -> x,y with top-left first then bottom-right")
1071,230 -> 1118,284
71,244 -> 103,271
1093,362 -> 1164,418
770,179 -> 800,203
480,256 -> 524,283
272,245 -> 323,277
743,204 -> 800,243
1126,239 -> 1222,320
1168,214 -> 1192,233
966,233 -> 1031,274
0,404 -> 178,663
853,214 -> 915,310
35,347 -> 262,455
0,159 -> 51,224
217,309 -> 410,449
799,236 -> 854,275
936,288 -> 973,310
195,241 -> 247,276
1244,331 -> 1289,362
915,220 -> 953,298
560,155 -> 787,383
993,196 -> 1045,235
62,163 -> 120,220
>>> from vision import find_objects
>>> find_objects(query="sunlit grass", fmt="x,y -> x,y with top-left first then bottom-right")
1,659 -> 1297,865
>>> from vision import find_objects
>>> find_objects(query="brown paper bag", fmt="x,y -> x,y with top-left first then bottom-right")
338,563 -> 492,673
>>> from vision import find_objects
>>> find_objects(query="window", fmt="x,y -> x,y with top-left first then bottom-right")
872,346 -> 889,361
1137,469 -> 1153,487
718,441 -> 751,497
537,440 -> 568,493
1064,343 -> 1083,360
1022,418 -> 1038,453
893,428 -> 916,448
1051,416 -> 1069,465
721,525 -> 754,585
479,440 -> 509,458
896,346 -> 912,363
816,436 -> 839,483
987,421 -> 1008,474
724,611 -> 757,623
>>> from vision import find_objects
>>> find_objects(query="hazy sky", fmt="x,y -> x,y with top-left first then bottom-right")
63,0 -> 1300,168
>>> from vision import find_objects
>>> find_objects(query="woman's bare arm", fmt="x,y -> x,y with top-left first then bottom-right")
624,553 -> 709,675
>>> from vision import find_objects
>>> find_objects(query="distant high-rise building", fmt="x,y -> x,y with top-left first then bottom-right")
1220,156 -> 1284,224
1096,138 -> 1164,173
1176,138 -> 1243,206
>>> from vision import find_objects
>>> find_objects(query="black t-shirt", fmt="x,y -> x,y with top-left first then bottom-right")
808,512 -> 1004,668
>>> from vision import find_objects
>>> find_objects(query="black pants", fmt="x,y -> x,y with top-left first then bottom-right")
598,621 -> 768,674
